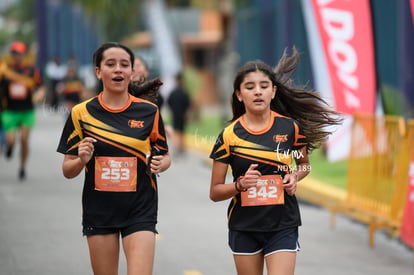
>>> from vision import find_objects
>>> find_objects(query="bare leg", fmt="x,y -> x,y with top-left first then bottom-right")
5,130 -> 16,158
233,253 -> 264,275
176,131 -> 185,154
19,127 -> 30,168
122,231 -> 156,275
265,251 -> 297,275
87,233 -> 120,275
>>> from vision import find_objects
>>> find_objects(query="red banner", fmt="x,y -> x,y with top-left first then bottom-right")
400,149 -> 414,248
310,0 -> 376,115
410,0 -> 414,24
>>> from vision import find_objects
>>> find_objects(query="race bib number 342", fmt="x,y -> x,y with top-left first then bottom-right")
94,156 -> 137,192
241,175 -> 284,206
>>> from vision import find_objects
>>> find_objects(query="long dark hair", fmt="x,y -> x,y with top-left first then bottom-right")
93,42 -> 162,104
231,47 -> 343,152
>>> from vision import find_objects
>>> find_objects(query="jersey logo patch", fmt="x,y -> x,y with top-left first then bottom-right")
128,119 -> 144,128
273,134 -> 288,143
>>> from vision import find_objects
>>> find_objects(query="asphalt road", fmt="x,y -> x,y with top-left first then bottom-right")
0,108 -> 413,275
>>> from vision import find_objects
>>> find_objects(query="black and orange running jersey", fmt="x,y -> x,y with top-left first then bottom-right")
0,61 -> 42,111
210,111 -> 307,232
61,77 -> 83,104
57,92 -> 168,229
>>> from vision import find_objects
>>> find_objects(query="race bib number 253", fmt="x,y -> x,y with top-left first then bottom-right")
94,156 -> 137,192
241,175 -> 284,206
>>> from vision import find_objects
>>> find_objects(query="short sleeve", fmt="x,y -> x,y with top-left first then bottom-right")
209,129 -> 230,164
149,109 -> 168,154
56,112 -> 82,155
292,120 -> 307,151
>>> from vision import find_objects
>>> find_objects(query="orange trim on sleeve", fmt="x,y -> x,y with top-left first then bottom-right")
293,123 -> 307,147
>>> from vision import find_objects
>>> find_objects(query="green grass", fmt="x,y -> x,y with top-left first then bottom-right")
185,114 -> 348,190
186,113 -> 224,138
308,149 -> 347,190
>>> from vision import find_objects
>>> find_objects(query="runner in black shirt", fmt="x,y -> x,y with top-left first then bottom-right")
209,47 -> 343,275
57,42 -> 171,275
0,41 -> 44,180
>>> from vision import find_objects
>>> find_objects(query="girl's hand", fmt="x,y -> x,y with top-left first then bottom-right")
149,153 -> 171,175
283,173 -> 298,196
78,137 -> 96,165
238,164 -> 261,191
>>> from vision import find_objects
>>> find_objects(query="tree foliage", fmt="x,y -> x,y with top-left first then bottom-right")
1,0 -> 36,46
72,0 -> 141,41
1,0 -> 143,46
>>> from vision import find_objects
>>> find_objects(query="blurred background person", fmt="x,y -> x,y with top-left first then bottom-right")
0,110 -> 6,155
45,55 -> 66,111
131,55 -> 164,109
57,65 -> 89,119
131,55 -> 149,83
66,53 -> 78,69
0,64 -> 6,156
0,41 -> 44,180
167,72 -> 191,157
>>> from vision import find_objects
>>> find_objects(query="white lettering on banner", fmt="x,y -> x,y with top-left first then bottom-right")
317,0 -> 335,5
322,8 -> 353,40
343,88 -> 361,109
306,0 -> 377,162
329,41 -> 357,89
319,5 -> 360,110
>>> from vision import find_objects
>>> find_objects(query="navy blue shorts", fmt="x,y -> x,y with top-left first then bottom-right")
83,222 -> 157,238
228,227 -> 300,257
